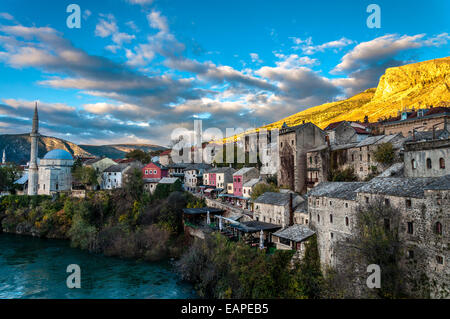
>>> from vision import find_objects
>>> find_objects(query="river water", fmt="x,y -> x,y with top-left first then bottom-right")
0,233 -> 197,299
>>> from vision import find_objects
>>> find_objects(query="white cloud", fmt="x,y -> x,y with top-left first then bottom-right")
147,10 -> 169,33
0,12 -> 14,21
250,53 -> 262,63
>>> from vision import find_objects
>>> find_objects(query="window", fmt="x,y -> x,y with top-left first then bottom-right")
291,140 -> 294,145
426,158 -> 432,169
345,203 -> 348,208
351,154 -> 354,162
145,170 -> 148,174
360,154 -> 362,161
406,199 -> 412,208
407,222 -> 414,234
439,158 -> 445,169
315,156 -> 318,164
365,196 -> 369,204
436,255 -> 444,265
360,167 -> 363,171
384,218 -> 390,231
330,232 -> 334,239
368,154 -> 371,161
56,183 -> 59,190
280,142 -> 283,148
329,201 -> 332,206
385,198 -> 390,206
435,222 -> 443,235
407,250 -> 414,259
318,215 -> 320,223
329,214 -> 333,223
345,216 -> 349,226
309,157 -> 312,164
411,159 -> 417,170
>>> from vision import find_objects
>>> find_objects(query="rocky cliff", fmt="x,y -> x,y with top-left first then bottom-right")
223,56 -> 450,143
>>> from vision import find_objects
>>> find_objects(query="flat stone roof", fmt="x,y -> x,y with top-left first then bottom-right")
273,224 -> 315,242
308,182 -> 366,200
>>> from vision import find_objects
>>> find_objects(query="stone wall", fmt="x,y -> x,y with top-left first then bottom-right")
404,139 -> 449,177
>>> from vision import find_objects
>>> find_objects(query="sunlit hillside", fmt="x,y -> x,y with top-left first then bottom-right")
222,56 -> 450,143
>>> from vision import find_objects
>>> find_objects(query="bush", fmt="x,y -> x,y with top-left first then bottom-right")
328,167 -> 357,182
251,183 -> 279,200
373,142 -> 395,165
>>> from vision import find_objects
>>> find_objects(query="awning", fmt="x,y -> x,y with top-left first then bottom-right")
204,188 -> 214,193
14,173 -> 28,185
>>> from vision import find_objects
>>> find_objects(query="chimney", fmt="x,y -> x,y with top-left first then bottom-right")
289,193 -> 294,226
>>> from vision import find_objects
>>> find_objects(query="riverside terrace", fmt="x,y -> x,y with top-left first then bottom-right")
182,207 -> 281,249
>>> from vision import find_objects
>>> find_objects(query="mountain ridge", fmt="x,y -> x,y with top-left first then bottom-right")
222,56 -> 450,143
0,133 -> 167,164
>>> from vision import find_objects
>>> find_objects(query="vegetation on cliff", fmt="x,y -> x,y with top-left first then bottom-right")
176,233 -> 323,299
0,169 -> 200,262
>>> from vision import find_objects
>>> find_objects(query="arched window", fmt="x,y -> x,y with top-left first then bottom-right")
330,214 -> 333,223
439,158 -> 445,169
435,222 -> 443,235
345,216 -> 349,226
426,158 -> 432,169
411,159 -> 417,170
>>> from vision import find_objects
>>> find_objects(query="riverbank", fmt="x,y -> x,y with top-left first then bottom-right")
0,233 -> 197,298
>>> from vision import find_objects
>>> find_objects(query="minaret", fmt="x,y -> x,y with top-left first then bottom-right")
1,149 -> 5,164
28,102 -> 39,195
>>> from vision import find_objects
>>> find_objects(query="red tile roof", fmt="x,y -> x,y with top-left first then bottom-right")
159,150 -> 171,156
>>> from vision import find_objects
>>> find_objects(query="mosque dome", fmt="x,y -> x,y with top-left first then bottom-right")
43,149 -> 73,160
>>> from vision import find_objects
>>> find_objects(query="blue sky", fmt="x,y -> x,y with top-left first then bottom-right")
0,0 -> 448,146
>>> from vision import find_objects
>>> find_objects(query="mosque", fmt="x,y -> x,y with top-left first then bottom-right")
27,103 -> 74,195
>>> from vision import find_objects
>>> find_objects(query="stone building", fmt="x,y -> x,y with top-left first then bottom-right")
355,176 -> 449,298
101,162 -> 143,190
306,145 -> 330,191
260,142 -> 279,177
308,174 -> 449,298
253,192 -> 303,227
331,134 -> 405,180
382,107 -> 450,136
26,103 -> 74,195
242,178 -> 262,199
404,139 -> 449,178
278,122 -> 327,193
308,182 -> 365,266
37,149 -> 74,195
325,121 -> 370,145
272,224 -> 316,257
183,163 -> 212,192
143,178 -> 160,194
167,163 -> 188,179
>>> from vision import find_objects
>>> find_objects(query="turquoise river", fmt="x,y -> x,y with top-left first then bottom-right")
0,233 -> 197,299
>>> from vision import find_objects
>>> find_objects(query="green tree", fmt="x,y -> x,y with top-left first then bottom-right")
250,183 -> 279,200
328,167 -> 357,182
373,142 -> 395,165
0,164 -> 21,192
125,149 -> 151,164
123,167 -> 145,200
72,166 -> 98,188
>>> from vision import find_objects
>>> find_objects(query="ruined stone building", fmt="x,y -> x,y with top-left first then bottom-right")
278,122 -> 327,193
404,138 -> 449,178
